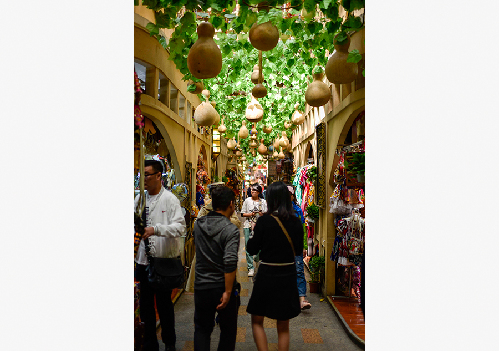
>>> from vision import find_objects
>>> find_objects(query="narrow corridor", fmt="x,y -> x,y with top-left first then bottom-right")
157,223 -> 364,351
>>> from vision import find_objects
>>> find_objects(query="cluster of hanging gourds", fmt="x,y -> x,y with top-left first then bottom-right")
185,5 -> 359,166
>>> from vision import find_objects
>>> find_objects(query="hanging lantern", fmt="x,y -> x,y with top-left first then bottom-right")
194,90 -> 217,126
238,120 -> 249,139
305,67 -> 332,107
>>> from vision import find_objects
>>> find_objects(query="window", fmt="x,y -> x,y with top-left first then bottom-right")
158,71 -> 169,106
170,83 -> 178,114
134,59 -> 148,95
186,101 -> 192,125
179,93 -> 186,119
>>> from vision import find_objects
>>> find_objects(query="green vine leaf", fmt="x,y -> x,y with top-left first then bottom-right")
211,16 -> 223,28
342,0 -> 365,12
343,15 -> 363,31
146,22 -> 159,36
347,49 -> 363,63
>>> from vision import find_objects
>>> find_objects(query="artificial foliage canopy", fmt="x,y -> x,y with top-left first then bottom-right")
138,0 -> 364,160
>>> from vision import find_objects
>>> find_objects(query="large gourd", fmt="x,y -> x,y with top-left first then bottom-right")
249,22 -> 279,51
187,21 -> 222,79
194,90 -> 217,126
211,101 -> 220,125
227,137 -> 237,150
279,131 -> 289,148
218,118 -> 227,133
238,120 -> 249,139
325,34 -> 359,84
305,68 -> 331,107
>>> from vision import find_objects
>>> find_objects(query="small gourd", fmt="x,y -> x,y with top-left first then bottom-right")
227,137 -> 237,150
238,120 -> 249,139
279,131 -> 289,148
273,149 -> 279,158
245,97 -> 264,123
194,90 -> 217,126
278,148 -> 285,159
262,125 -> 272,134
249,139 -> 258,149
251,65 -> 260,84
273,137 -> 280,149
286,142 -> 292,152
258,139 -> 268,155
305,68 -> 331,107
235,149 -> 242,157
187,80 -> 204,94
251,124 -> 258,136
325,34 -> 359,84
291,103 -> 305,125
284,120 -> 292,129
241,155 -> 246,162
218,118 -> 227,133
187,21 -> 222,79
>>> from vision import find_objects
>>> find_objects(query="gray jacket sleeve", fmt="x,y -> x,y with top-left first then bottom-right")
223,226 -> 240,273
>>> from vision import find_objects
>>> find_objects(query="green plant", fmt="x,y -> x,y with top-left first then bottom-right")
307,166 -> 317,182
222,176 -> 228,183
344,153 -> 364,175
303,223 -> 308,251
308,255 -> 325,283
306,203 -> 320,219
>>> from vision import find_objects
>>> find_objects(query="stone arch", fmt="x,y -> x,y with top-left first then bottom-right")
328,106 -> 365,185
304,141 -> 315,165
142,113 -> 182,182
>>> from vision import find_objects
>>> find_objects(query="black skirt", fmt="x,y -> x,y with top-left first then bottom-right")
246,263 -> 301,320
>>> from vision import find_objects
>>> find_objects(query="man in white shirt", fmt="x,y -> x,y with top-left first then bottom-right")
240,184 -> 267,277
135,160 -> 186,351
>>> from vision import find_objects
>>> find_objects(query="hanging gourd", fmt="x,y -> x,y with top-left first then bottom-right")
262,125 -> 272,134
273,149 -> 278,158
279,131 -> 289,148
278,147 -> 285,159
187,80 -> 205,94
238,120 -> 249,139
249,4 -> 279,52
210,101 -> 220,125
325,33 -> 359,84
291,103 -> 305,125
249,139 -> 258,149
251,64 -> 261,84
241,155 -> 246,162
286,142 -> 292,152
235,149 -> 242,157
194,89 -> 217,126
252,51 -> 267,98
218,118 -> 227,133
246,96 -> 264,123
251,124 -> 258,136
227,137 -> 237,150
187,21 -> 222,79
284,120 -> 292,129
258,139 -> 268,155
273,137 -> 280,150
305,67 -> 331,107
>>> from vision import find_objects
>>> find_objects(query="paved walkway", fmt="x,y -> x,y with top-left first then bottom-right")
158,226 -> 364,351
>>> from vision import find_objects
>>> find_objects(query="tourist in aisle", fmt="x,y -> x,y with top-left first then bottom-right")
193,185 -> 241,351
134,160 -> 186,351
246,181 -> 303,351
287,185 -> 312,310
240,184 -> 267,277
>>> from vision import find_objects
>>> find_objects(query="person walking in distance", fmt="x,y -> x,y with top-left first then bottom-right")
246,181 -> 303,351
240,184 -> 267,277
193,185 -> 241,351
135,160 -> 186,351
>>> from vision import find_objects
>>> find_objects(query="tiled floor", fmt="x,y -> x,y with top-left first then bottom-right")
156,223 -> 364,351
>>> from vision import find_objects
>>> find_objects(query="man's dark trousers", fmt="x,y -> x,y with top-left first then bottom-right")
194,286 -> 240,351
136,264 -> 176,351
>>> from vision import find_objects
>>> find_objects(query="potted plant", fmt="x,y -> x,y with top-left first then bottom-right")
308,255 -> 325,293
344,152 -> 365,183
306,203 -> 320,223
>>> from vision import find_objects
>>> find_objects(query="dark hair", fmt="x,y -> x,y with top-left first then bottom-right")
251,184 -> 262,194
211,185 -> 235,211
144,160 -> 163,174
265,181 -> 294,220
288,184 -> 298,205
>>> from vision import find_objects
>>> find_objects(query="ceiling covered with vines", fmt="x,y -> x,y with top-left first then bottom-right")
136,0 -> 365,160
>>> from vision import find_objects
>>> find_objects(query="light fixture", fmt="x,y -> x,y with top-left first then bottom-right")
212,129 -> 221,160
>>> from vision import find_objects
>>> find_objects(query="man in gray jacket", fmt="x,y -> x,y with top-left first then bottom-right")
193,185 -> 240,351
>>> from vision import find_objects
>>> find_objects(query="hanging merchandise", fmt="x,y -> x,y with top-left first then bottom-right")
194,90 -> 217,126
187,21 -> 222,79
305,67 -> 331,107
238,120 -> 249,139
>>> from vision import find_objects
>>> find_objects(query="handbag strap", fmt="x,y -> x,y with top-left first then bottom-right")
271,215 -> 296,257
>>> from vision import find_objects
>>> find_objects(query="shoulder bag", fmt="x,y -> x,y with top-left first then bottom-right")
271,215 -> 296,258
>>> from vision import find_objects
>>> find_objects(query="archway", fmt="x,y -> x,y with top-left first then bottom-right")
304,141 -> 315,165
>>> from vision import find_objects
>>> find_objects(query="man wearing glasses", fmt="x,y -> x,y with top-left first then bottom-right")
135,160 -> 186,351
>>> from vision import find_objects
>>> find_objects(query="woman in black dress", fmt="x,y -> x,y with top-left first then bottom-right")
246,181 -> 303,351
